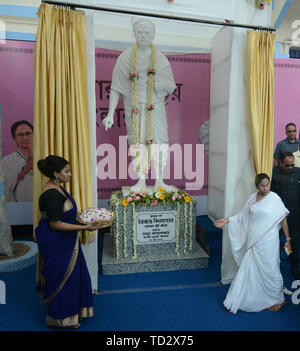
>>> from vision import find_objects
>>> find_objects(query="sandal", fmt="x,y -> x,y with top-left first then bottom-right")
268,300 -> 286,312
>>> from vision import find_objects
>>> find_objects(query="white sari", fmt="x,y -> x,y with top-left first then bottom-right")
224,191 -> 289,314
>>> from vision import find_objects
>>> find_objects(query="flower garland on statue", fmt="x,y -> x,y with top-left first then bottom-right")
123,205 -> 127,258
130,42 -> 157,172
175,202 -> 180,255
189,201 -> 193,251
132,203 -> 137,259
184,202 -> 188,254
115,201 -> 120,259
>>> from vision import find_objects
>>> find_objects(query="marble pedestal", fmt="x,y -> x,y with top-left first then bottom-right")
0,241 -> 38,272
101,191 -> 209,275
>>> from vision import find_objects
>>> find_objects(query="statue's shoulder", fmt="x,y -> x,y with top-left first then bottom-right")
114,48 -> 131,66
156,49 -> 167,58
156,50 -> 172,68
118,47 -> 131,59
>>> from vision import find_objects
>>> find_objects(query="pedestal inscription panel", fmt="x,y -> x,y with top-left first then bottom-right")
136,211 -> 176,244
101,191 -> 209,275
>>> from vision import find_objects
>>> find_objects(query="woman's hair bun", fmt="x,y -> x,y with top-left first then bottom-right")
37,159 -> 48,174
37,155 -> 68,178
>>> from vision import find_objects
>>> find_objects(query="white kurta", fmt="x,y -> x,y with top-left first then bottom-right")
1,151 -> 33,202
111,47 -> 176,147
224,191 -> 289,314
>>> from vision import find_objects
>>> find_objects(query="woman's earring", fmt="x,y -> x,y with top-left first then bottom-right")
54,176 -> 59,185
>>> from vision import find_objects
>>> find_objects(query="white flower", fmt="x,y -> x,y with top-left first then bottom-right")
155,192 -> 161,199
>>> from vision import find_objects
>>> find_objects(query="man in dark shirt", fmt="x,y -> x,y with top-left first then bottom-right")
273,123 -> 300,166
271,152 -> 300,279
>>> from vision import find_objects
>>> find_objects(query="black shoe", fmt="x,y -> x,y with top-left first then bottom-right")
291,266 -> 300,280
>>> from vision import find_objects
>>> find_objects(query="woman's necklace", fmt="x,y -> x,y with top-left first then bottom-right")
130,42 -> 157,173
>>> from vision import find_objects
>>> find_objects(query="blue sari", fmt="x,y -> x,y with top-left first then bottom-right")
35,186 -> 93,327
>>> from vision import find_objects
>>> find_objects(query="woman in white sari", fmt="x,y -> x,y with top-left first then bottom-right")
214,173 -> 292,314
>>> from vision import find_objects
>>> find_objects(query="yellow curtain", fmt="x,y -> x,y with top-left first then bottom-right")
33,3 -> 94,284
246,30 -> 275,178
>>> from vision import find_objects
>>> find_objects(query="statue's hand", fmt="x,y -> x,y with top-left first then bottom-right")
102,113 -> 114,131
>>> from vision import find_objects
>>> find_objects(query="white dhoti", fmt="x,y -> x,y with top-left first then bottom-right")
123,100 -> 169,147
124,100 -> 169,175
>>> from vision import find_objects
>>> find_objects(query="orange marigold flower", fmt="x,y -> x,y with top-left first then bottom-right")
157,186 -> 164,193
122,199 -> 129,206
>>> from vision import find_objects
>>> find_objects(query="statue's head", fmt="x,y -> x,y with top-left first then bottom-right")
133,19 -> 155,46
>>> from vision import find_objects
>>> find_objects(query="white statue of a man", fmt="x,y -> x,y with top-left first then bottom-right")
102,18 -> 176,192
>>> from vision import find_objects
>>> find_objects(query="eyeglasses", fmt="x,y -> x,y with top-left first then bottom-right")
14,132 -> 33,138
284,164 -> 295,168
287,130 -> 296,133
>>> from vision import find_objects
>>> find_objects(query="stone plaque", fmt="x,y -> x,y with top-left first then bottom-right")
136,211 -> 176,244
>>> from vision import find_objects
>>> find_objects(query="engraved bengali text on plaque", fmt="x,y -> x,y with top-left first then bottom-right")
136,211 -> 177,244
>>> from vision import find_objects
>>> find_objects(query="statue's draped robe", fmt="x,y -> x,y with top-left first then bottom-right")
111,48 -> 176,153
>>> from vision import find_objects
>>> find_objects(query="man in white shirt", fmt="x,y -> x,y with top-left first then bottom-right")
1,120 -> 33,202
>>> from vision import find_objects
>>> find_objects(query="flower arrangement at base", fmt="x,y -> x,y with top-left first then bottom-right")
118,187 -> 192,207
110,188 -> 195,259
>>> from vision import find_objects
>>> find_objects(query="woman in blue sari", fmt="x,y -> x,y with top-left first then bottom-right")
35,155 -> 98,328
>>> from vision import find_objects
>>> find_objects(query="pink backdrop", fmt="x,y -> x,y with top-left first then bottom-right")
1,40 -> 299,201
274,59 -> 300,147
0,41 -> 35,156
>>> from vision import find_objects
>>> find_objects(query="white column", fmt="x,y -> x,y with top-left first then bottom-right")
209,0 -> 272,284
81,12 -> 98,292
